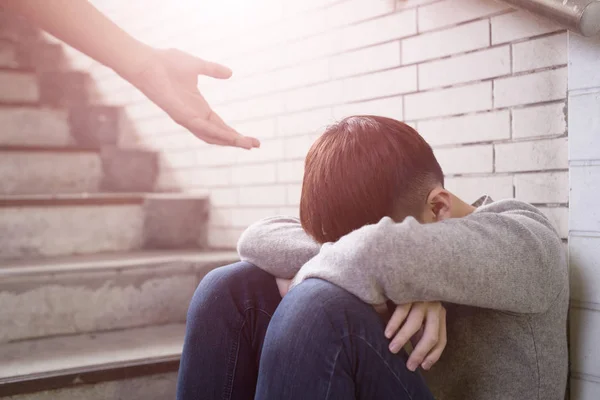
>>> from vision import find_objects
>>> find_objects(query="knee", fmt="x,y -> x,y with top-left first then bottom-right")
187,261 -> 269,320
272,278 -> 371,334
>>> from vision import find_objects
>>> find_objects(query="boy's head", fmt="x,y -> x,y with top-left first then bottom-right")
300,115 -> 452,244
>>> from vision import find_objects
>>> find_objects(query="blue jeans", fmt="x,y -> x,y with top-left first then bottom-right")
176,262 -> 434,400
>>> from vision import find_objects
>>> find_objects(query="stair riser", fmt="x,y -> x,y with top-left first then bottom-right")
0,261 -> 223,342
0,71 -> 38,103
0,106 -> 130,148
0,199 -> 209,260
0,40 -> 67,71
0,151 -> 158,195
0,108 -> 72,147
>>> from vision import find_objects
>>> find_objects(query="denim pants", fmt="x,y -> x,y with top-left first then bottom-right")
176,261 -> 434,400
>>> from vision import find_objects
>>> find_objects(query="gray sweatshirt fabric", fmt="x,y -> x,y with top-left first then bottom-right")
237,198 -> 569,400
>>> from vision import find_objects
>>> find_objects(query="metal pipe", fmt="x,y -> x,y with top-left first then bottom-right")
500,0 -> 600,36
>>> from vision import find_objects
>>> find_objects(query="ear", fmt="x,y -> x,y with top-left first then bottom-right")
426,187 -> 452,221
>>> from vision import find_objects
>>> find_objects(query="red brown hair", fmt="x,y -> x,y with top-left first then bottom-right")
300,115 -> 443,244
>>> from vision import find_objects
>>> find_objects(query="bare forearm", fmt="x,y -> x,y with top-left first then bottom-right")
1,0 -> 151,77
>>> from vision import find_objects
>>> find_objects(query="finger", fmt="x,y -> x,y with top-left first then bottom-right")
385,303 -> 411,339
389,303 -> 425,354
209,110 -> 260,149
195,58 -> 233,79
421,307 -> 447,371
407,307 -> 440,372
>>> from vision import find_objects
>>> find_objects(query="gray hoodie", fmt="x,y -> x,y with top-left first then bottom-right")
237,198 -> 569,400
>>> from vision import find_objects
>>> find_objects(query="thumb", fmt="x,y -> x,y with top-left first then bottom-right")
194,58 -> 233,79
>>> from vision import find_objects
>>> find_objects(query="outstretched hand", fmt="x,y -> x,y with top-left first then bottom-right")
125,48 -> 260,149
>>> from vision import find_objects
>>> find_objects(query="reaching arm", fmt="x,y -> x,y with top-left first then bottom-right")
1,0 -> 259,148
291,200 -> 567,314
237,216 -> 320,279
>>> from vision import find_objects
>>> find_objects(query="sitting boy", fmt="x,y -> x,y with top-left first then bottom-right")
177,116 -> 568,400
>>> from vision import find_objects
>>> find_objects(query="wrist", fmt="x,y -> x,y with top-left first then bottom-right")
110,38 -> 155,80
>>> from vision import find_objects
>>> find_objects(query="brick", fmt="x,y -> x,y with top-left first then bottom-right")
231,118 -> 277,139
160,151 -> 196,169
0,71 -> 39,103
218,93 -> 285,121
402,20 -> 489,64
493,67 -> 567,108
513,33 -> 567,73
418,0 -> 510,32
571,377 -> 600,400
570,236 -> 600,304
342,66 -> 417,102
286,184 -> 303,205
277,108 -> 334,137
274,59 -> 330,91
568,34 -> 600,91
208,188 -> 238,207
239,185 -> 287,206
495,138 -> 568,172
570,165 -> 600,232
333,96 -> 403,121
514,172 -> 568,204
279,206 -> 300,218
236,139 -> 284,164
196,146 -> 238,167
230,207 -> 279,228
512,102 -> 566,139
396,0 -> 439,9
284,134 -> 318,159
339,10 -> 417,51
419,46 -> 510,90
491,10 -> 563,44
208,228 -> 244,248
405,82 -> 492,120
538,206 -> 568,238
285,31 -> 341,66
569,91 -> 600,161
277,161 -> 305,182
232,163 -> 277,185
177,167 -> 232,188
570,308 -> 600,377
284,81 -> 343,112
445,175 -> 514,203
218,74 -> 277,103
417,110 -> 510,146
331,42 -> 401,79
326,0 -> 395,28
434,145 -> 494,174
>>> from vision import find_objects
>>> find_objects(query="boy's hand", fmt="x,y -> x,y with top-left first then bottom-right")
385,302 -> 447,372
275,278 -> 293,298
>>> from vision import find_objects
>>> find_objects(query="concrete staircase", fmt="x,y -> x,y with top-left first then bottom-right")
0,12 -> 238,399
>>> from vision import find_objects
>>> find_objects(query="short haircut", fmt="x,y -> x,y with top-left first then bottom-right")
300,115 -> 444,244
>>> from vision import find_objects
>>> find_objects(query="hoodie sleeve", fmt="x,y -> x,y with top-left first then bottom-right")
237,216 -> 321,279
291,200 -> 568,314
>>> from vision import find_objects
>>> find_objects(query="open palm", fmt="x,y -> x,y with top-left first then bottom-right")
128,48 -> 260,149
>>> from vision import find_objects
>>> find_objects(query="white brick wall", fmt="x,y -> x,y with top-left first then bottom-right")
567,32 -> 600,397
77,0 -> 567,257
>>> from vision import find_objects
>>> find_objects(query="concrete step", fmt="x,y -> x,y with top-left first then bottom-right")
0,40 -> 67,71
0,70 -> 98,107
0,107 -> 72,147
0,193 -> 211,260
0,70 -> 38,104
0,323 -> 185,398
0,12 -> 42,43
0,250 -> 237,343
0,147 -> 158,195
0,105 -> 127,147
